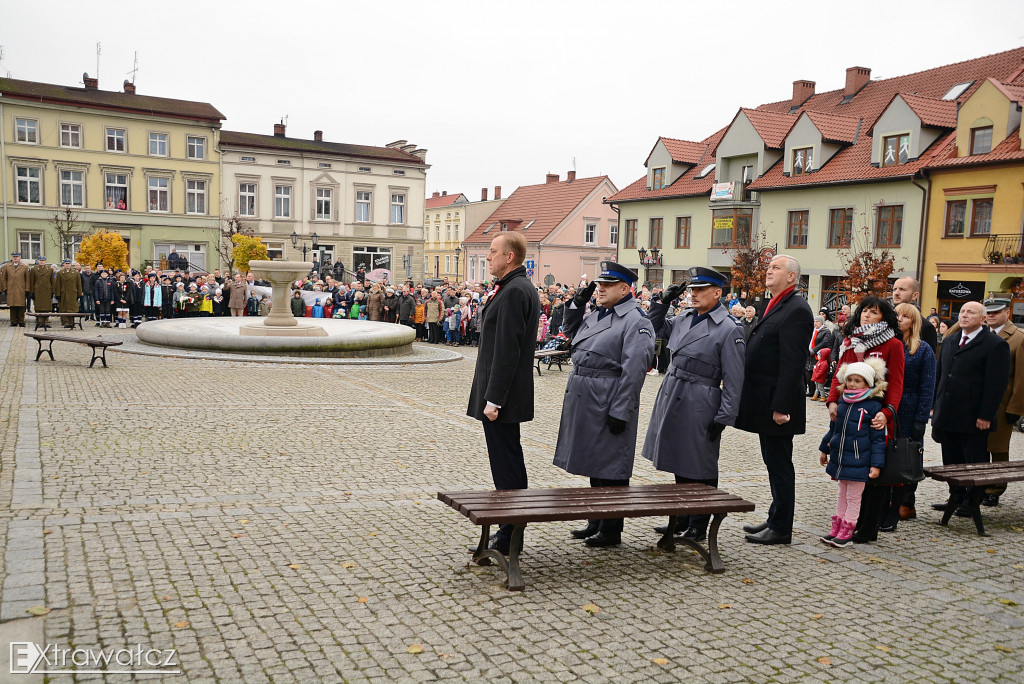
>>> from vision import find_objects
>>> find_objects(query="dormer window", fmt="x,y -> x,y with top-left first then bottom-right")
970,126 -> 992,155
882,134 -> 909,166
792,147 -> 813,175
651,167 -> 666,190
696,163 -> 716,179
741,165 -> 754,184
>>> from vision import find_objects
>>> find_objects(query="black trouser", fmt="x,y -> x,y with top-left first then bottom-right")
9,306 -> 25,325
587,477 -> 629,535
674,474 -> 718,532
482,420 -> 528,541
760,434 -> 795,534
428,322 -> 441,344
938,429 -> 990,507
854,483 -> 888,541
96,301 -> 112,324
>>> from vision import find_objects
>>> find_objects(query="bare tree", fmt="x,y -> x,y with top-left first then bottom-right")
49,206 -> 86,261
216,215 -> 253,275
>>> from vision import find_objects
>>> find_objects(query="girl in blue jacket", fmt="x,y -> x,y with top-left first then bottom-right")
818,357 -> 887,548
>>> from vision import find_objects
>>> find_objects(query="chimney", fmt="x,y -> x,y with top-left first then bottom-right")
791,80 -> 815,109
313,130 -> 323,142
441,190 -> 447,196
546,173 -> 559,184
123,80 -> 136,95
845,66 -> 871,98
494,186 -> 501,200
567,170 -> 576,182
274,122 -> 286,137
481,187 -> 488,201
432,191 -> 441,199
83,75 -> 99,91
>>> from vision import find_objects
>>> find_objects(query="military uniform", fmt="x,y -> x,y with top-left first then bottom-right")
0,253 -> 31,326
54,260 -> 82,328
984,298 -> 1024,502
30,259 -> 55,317
552,261 -> 655,547
642,267 -> 746,538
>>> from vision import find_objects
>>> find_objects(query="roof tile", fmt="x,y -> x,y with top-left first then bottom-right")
897,93 -> 957,128
804,111 -> 861,143
220,131 -> 426,165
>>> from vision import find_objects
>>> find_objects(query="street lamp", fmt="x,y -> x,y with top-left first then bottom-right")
454,246 -> 462,281
289,231 -> 319,266
637,246 -> 662,286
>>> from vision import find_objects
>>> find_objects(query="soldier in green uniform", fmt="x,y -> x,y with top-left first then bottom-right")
0,252 -> 31,326
30,256 -> 55,326
54,259 -> 83,328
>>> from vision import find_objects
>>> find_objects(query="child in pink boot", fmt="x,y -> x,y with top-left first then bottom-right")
818,357 -> 887,548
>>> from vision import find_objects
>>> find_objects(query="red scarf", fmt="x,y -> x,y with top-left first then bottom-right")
763,285 -> 795,317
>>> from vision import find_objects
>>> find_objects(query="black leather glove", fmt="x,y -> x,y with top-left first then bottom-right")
662,283 -> 684,304
573,282 -> 596,308
1006,413 -> 1020,426
707,421 -> 726,442
912,421 -> 926,442
607,416 -> 627,435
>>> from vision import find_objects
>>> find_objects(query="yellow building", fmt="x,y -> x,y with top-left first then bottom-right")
423,188 -> 504,282
1,75 -> 223,270
920,78 -> 1024,319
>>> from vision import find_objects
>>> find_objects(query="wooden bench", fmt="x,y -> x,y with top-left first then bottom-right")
534,348 -> 569,375
27,312 -> 90,331
438,483 -> 755,591
25,333 -> 123,368
924,461 -> 1024,536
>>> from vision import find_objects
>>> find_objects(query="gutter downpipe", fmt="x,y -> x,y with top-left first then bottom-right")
912,171 -> 929,283
1,97 -> 8,258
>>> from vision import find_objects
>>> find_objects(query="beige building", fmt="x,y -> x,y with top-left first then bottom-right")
423,187 -> 504,281
219,125 -> 429,280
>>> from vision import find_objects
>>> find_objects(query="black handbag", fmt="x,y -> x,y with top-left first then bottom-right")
875,407 -> 925,486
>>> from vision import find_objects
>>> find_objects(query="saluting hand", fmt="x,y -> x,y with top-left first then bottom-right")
661,283 -> 684,304
573,282 -> 596,308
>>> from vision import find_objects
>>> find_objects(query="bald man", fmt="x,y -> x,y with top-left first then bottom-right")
930,301 -> 1010,517
891,277 -> 937,351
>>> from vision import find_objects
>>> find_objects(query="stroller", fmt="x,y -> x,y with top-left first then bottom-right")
538,332 -> 571,368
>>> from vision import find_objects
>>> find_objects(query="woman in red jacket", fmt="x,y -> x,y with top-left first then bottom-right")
826,295 -> 905,543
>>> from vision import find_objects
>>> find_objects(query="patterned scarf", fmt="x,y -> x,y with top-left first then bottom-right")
841,387 -> 872,404
838,322 -> 895,360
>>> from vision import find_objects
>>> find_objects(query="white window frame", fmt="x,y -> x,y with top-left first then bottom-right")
60,122 -> 82,148
15,117 -> 38,144
147,176 -> 170,213
238,182 -> 257,217
355,189 -> 372,223
186,178 -> 208,215
445,255 -> 451,273
315,187 -> 333,221
106,127 -> 127,153
15,165 -> 42,205
149,132 -> 169,157
265,241 -> 284,260
18,232 -> 43,260
390,192 -> 406,225
104,171 -> 130,210
186,135 -> 206,160
275,185 -> 292,219
584,221 -> 597,245
609,223 -> 618,246
59,169 -> 85,207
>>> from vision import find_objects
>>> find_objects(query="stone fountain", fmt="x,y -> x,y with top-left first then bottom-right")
239,260 -> 327,337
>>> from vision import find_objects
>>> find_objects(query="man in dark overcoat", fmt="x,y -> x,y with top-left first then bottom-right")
735,255 -> 813,544
553,261 -> 654,547
643,267 -> 745,542
931,300 -> 1009,515
55,259 -> 82,328
30,256 -> 55,319
0,252 -> 31,326
466,232 -> 540,553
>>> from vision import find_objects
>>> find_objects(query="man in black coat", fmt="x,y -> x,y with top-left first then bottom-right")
931,300 -> 1010,514
735,255 -> 813,544
466,232 -> 540,553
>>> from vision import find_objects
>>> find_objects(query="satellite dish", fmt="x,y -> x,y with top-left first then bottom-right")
123,79 -> 130,88
83,72 -> 89,82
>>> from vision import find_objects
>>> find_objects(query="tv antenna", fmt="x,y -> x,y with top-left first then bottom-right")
96,42 -> 101,79
0,46 -> 10,78
127,51 -> 139,83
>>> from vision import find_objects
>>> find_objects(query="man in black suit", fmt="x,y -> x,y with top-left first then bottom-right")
931,300 -> 1010,514
466,231 -> 541,553
735,255 -> 814,544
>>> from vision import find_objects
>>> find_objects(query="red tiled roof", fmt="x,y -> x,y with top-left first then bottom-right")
425,193 -> 466,209
894,93 -> 957,129
745,47 -> 1024,189
991,79 -> 1024,103
738,108 -> 798,149
463,175 -> 612,244
607,128 -> 725,203
926,127 -> 1024,168
655,137 -> 708,165
803,111 -> 861,143
220,131 -> 426,165
0,76 -> 224,122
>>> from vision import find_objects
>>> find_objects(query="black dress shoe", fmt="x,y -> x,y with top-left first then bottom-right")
742,521 -> 770,534
681,527 -> 706,542
653,524 -> 683,536
980,494 -> 1000,507
571,522 -> 599,539
584,531 -> 621,547
744,527 -> 791,545
467,533 -> 511,555
954,506 -> 975,518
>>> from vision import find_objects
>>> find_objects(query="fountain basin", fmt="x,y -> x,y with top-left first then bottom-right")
136,318 -> 415,357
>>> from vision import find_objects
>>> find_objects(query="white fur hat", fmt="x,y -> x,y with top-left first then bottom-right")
837,356 -> 887,387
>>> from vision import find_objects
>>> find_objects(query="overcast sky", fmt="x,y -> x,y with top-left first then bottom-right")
3,0 -> 1023,199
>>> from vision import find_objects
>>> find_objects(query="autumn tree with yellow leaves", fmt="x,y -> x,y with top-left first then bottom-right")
77,231 -> 129,271
232,233 -> 268,274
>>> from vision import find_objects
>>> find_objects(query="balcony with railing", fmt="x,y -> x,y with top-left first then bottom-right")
983,234 -> 1024,264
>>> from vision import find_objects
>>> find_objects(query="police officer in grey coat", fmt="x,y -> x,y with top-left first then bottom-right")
642,267 -> 746,541
553,261 -> 655,547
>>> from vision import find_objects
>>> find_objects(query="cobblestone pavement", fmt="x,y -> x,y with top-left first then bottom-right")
1,322 -> 1022,682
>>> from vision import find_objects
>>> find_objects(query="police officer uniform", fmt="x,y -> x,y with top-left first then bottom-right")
642,267 -> 746,540
553,260 -> 655,547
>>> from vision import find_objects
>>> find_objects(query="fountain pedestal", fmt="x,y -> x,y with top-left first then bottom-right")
239,260 -> 328,337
